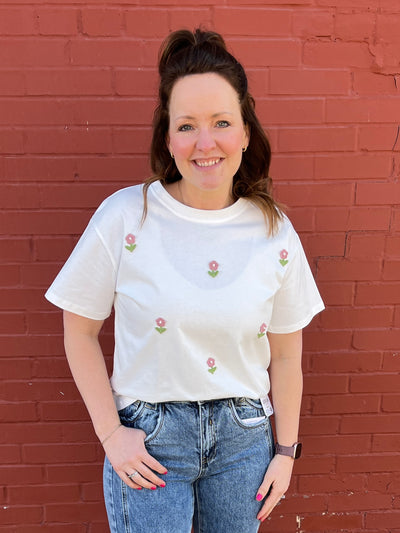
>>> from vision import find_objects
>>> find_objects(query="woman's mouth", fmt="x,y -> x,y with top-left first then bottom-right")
193,158 -> 222,168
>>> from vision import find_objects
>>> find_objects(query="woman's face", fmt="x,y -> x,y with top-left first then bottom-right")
167,73 -> 249,207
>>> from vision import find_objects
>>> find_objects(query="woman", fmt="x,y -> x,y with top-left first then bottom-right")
46,28 -> 324,533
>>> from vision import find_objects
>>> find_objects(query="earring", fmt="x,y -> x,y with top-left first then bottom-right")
242,146 -> 247,152
170,152 -> 174,159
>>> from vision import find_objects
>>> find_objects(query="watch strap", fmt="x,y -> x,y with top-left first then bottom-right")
275,442 -> 302,459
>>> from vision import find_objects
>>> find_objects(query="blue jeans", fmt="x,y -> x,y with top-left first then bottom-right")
104,398 -> 275,533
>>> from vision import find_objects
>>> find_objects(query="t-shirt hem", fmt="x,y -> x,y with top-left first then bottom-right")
45,290 -> 111,321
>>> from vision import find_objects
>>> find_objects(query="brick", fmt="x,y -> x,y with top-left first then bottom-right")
382,352 -> 400,371
114,68 -> 158,96
1,184 -> 41,208
0,525 -> 86,533
41,401 -> 88,421
294,456 -> 335,474
318,281 -> 354,305
301,416 -> 340,436
0,444 -> 21,463
351,373 -> 400,393
329,492 -> 392,512
305,233 -> 346,257
327,97 -> 400,123
356,182 -> 400,205
320,307 -> 393,329
125,8 -> 169,38
32,357 -> 70,378
353,329 -> 400,350
0,8 -> 35,35
47,464 -> 103,485
0,39 -> 67,67
23,443 -> 97,464
0,401 -> 37,422
37,9 -> 77,35
301,512 -> 363,531
0,312 -> 26,334
70,39 -> 142,66
359,125 -> 400,151
0,358 -> 32,379
269,155 -> 314,180
0,211 -> 92,236
339,453 -> 400,474
20,263 -> 61,287
271,69 -> 349,95
385,236 -> 400,258
1,380 -> 79,402
278,126 -> 355,152
25,68 -> 112,96
27,312 -> 63,334
292,11 -> 334,38
340,414 -> 400,435
1,505 -> 42,525
318,258 -> 382,281
316,206 -> 391,231
354,71 -> 399,96
81,482 -> 103,502
3,156 -> 76,182
214,8 -> 290,36
313,394 -> 380,415
61,422 -> 97,443
366,511 -> 400,529
368,472 -> 400,492
9,484 -> 80,505
316,154 -> 392,179
46,502 -> 108,523
0,465 -> 44,485
81,8 -> 122,36
377,14 -> 400,43
304,375 -> 348,395
372,433 -> 400,451
278,494 -> 326,513
76,156 -> 149,181
303,434 -> 371,454
394,208 -> 400,231
0,70 -> 25,96
383,260 -> 400,280
112,127 -> 152,154
317,0 -> 379,7
304,41 -> 372,68
348,234 -> 386,258
0,422 -> 63,445
34,236 -> 76,262
304,329 -> 353,351
335,12 -> 375,41
356,283 -> 400,306
258,98 -> 324,125
0,129 -> 24,153
288,207 -> 315,232
312,352 -> 382,373
170,8 -> 212,31
299,473 -> 366,493
0,264 -> 20,286
25,127 -> 112,154
230,39 -> 301,68
0,334 -> 64,357
275,183 -> 354,207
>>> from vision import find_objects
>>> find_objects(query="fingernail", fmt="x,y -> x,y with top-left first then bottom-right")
151,486 -> 157,490
256,493 -> 263,501
137,487 -> 142,490
163,470 -> 168,474
160,483 -> 166,487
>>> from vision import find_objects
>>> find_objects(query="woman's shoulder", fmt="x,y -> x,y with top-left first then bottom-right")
96,183 -> 144,214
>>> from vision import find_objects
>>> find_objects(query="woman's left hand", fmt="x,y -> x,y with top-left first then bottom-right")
255,454 -> 294,522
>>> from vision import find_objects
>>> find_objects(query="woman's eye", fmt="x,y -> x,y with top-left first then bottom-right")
216,120 -> 230,128
178,124 -> 193,132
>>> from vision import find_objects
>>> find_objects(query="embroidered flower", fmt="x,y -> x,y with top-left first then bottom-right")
258,323 -> 267,338
155,317 -> 167,334
208,260 -> 219,277
279,249 -> 288,267
207,357 -> 217,374
125,234 -> 136,252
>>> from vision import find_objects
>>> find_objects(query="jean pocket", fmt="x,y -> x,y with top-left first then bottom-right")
229,398 -> 267,429
119,401 -> 164,444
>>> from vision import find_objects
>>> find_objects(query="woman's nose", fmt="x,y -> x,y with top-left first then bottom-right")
196,128 -> 216,152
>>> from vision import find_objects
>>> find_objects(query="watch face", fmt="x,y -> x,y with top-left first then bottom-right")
294,442 -> 302,459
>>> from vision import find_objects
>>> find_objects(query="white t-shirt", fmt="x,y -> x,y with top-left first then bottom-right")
45,181 -> 324,410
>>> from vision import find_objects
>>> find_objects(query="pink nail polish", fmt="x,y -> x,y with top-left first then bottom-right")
160,483 -> 166,488
163,471 -> 168,474
151,486 -> 157,490
256,493 -> 263,501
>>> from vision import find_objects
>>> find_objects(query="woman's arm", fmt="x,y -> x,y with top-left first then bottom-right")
256,329 -> 303,522
63,310 -> 167,490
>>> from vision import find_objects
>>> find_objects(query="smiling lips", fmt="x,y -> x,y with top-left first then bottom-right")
194,158 -> 222,168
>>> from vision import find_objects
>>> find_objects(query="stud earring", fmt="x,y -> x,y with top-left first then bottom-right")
242,146 -> 247,152
170,152 -> 174,159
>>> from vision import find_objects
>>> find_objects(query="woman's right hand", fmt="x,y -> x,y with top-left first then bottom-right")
102,425 -> 168,490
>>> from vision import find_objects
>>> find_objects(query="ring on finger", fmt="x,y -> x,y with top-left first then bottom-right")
127,471 -> 139,480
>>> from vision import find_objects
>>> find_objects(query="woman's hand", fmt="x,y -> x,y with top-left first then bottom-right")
103,425 -> 168,490
255,454 -> 294,522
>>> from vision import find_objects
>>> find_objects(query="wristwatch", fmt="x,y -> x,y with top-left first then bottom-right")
275,442 -> 302,459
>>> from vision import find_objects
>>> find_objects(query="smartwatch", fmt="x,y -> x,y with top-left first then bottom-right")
275,442 -> 302,460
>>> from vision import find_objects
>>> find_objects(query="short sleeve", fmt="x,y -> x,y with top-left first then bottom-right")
45,216 -> 118,321
268,230 -> 324,334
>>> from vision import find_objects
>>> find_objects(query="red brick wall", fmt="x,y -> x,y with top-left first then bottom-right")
1,1 -> 399,532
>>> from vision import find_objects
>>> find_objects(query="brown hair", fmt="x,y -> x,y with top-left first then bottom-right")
143,28 -> 284,234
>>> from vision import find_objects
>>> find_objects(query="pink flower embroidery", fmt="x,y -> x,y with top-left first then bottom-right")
208,260 -> 219,277
279,249 -> 288,266
155,317 -> 167,334
125,234 -> 137,252
207,357 -> 217,374
258,323 -> 267,338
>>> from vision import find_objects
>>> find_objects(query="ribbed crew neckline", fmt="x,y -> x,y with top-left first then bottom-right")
149,180 -> 248,223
